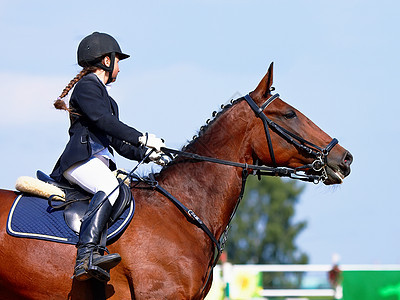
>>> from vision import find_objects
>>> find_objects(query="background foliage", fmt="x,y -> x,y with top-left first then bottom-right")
225,176 -> 308,288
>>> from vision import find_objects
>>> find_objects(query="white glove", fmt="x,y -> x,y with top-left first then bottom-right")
146,148 -> 161,161
139,133 -> 165,151
145,148 -> 171,166
155,154 -> 172,166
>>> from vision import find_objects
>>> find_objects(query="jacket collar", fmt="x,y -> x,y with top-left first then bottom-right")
88,72 -> 112,92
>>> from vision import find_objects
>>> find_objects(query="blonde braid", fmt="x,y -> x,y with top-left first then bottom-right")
53,66 -> 97,113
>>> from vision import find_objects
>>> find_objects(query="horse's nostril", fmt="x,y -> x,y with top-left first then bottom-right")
339,151 -> 353,177
344,151 -> 353,166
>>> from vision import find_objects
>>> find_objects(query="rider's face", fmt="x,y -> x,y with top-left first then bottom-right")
103,56 -> 120,83
111,57 -> 120,80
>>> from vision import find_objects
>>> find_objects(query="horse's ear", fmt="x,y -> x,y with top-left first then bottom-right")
253,62 -> 274,98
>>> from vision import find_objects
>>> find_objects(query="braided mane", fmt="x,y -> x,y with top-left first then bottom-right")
182,96 -> 245,151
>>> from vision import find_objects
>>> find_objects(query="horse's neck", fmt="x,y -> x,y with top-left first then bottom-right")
160,100 -> 253,236
190,100 -> 252,160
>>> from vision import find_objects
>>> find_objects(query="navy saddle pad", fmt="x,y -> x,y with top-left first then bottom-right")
6,194 -> 135,245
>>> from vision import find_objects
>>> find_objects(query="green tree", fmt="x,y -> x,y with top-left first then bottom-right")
225,176 -> 308,288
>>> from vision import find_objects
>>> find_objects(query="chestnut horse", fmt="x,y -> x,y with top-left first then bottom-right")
0,63 -> 352,299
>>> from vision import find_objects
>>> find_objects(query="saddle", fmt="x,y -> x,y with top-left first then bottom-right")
7,171 -> 135,245
37,171 -> 132,234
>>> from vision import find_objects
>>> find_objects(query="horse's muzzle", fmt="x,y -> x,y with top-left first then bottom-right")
324,150 -> 353,185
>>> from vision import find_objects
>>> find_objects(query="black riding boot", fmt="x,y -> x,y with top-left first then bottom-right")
74,191 -> 121,282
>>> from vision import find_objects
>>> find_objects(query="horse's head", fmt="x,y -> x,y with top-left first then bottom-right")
248,63 -> 352,185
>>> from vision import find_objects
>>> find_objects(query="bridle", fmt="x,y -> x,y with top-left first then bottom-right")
162,92 -> 338,184
130,92 -> 340,296
244,93 -> 338,183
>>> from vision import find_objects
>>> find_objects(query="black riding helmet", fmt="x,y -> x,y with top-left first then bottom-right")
77,32 -> 130,83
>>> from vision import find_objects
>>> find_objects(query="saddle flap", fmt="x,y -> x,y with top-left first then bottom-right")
63,181 -> 132,234
110,181 -> 132,223
64,200 -> 89,234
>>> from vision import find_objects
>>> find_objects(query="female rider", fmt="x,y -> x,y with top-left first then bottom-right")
51,32 -> 166,281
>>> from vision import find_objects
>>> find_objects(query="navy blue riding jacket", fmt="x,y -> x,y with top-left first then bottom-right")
50,73 -> 146,182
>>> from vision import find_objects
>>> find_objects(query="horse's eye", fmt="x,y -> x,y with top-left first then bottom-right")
284,111 -> 297,119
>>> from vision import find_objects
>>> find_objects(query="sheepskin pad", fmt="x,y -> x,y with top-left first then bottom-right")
15,176 -> 65,201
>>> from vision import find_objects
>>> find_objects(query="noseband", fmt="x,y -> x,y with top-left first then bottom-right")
244,93 -> 338,183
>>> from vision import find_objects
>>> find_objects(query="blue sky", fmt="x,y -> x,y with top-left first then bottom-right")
1,0 -> 399,265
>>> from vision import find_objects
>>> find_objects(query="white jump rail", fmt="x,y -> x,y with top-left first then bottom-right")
231,264 -> 400,272
260,289 -> 335,297
215,264 -> 400,299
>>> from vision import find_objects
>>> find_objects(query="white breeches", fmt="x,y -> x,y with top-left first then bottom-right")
63,155 -> 119,205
